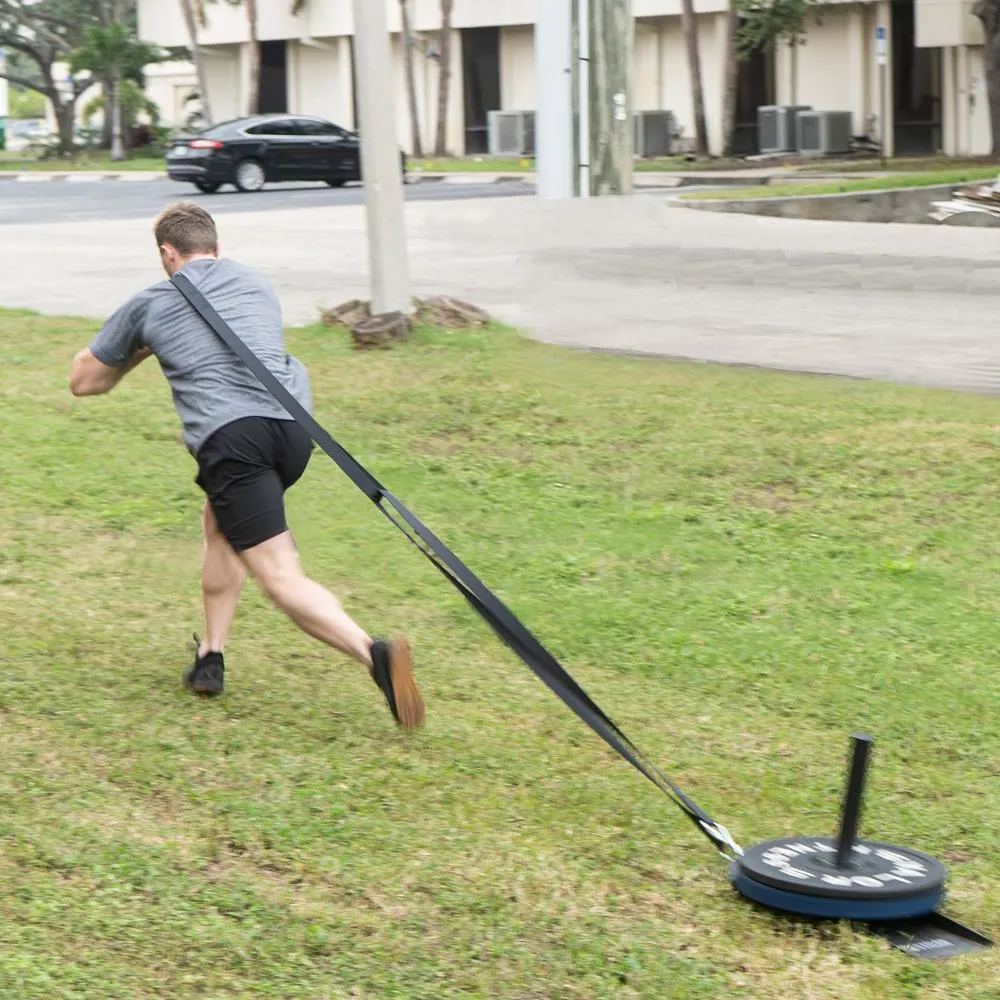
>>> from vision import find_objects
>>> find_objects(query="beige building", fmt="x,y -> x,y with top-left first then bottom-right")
137,0 -> 994,158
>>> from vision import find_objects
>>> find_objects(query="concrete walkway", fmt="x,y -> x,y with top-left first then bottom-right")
2,192 -> 998,395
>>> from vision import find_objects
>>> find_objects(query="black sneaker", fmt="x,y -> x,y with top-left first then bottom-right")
370,635 -> 424,730
183,635 -> 225,696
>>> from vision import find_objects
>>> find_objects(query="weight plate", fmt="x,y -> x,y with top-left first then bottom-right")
732,837 -> 946,920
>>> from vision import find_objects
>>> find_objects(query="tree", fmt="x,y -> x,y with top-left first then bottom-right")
83,76 -> 160,144
0,0 -> 95,155
178,0 -> 213,126
399,0 -> 422,157
679,0 -> 709,157
735,0 -> 810,105
434,0 -> 453,156
239,0 -> 259,115
720,4 -> 741,157
973,0 -> 1000,153
70,19 -> 162,160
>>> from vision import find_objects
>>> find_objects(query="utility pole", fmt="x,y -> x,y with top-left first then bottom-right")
587,0 -> 633,195
352,0 -> 411,315
536,0 -> 633,199
536,0 -> 575,199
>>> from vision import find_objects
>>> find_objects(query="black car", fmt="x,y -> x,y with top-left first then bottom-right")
165,113 -> 406,194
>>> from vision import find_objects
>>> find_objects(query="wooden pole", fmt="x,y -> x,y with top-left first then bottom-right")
588,0 -> 634,195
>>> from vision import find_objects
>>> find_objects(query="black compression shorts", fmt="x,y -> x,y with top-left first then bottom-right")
195,416 -> 313,552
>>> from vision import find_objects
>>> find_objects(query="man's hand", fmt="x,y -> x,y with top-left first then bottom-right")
69,346 -> 153,397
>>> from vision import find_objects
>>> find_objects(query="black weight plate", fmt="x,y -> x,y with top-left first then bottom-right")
736,837 -> 946,901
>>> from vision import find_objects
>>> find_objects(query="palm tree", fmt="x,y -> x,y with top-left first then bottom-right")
239,0 -> 259,115
434,0 -> 453,156
71,22 -> 162,161
399,0 -> 423,157
680,0 -> 708,157
179,0 -> 213,126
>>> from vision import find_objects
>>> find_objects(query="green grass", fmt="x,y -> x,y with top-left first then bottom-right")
406,156 -> 736,173
0,152 -> 164,171
682,167 -> 1000,201
796,155 -> 1000,174
1,310 -> 999,998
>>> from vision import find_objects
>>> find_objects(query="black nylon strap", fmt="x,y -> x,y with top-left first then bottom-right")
171,271 -> 737,857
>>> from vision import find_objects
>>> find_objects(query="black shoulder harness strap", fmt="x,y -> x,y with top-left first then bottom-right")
172,272 -> 741,859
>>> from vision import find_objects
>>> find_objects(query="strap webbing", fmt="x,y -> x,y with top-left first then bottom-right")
171,271 -> 741,859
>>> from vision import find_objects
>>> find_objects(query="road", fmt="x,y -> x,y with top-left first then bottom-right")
0,177 -> 533,226
0,187 -> 997,396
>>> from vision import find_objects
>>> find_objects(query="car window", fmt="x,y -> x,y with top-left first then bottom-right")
297,119 -> 345,137
245,119 -> 299,136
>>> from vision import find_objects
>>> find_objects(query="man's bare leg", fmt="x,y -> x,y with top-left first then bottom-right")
200,503 -> 247,655
238,531 -> 424,728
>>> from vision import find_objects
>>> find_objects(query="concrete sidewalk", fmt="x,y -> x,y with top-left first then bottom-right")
1,192 -> 997,395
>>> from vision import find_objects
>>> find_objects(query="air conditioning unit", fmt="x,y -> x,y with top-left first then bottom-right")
796,111 -> 853,155
758,105 -> 812,154
634,110 -> 676,157
488,110 -> 536,156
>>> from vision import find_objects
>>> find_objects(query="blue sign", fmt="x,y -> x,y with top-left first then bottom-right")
876,26 -> 886,40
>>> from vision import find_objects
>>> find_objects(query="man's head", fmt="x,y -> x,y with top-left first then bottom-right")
154,201 -> 219,277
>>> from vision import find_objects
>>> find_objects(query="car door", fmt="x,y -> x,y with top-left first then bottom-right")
296,118 -> 358,180
245,118 -> 311,180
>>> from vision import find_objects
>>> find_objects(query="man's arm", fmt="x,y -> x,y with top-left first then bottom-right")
69,346 -> 153,397
70,291 -> 153,397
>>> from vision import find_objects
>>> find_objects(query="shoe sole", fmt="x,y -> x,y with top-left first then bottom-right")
182,669 -> 223,697
388,634 -> 424,730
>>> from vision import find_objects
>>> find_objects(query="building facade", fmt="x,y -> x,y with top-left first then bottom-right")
137,0 -> 994,158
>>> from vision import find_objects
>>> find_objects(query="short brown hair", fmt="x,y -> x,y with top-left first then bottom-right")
154,201 -> 218,255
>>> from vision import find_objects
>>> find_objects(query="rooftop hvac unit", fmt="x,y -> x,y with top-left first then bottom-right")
758,105 -> 812,154
634,110 -> 676,157
796,111 -> 853,155
488,110 -> 536,156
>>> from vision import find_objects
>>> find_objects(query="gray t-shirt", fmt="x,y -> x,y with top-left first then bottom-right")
90,257 -> 312,455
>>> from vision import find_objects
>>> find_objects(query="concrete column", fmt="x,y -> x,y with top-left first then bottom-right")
955,45 -> 972,156
942,45 -> 956,155
337,36 -> 355,130
286,40 -> 300,114
238,41 -> 253,116
876,0 -> 894,156
846,5 -> 868,135
447,28 -> 465,155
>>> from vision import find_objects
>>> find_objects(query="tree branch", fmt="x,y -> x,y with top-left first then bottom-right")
0,69 -> 55,95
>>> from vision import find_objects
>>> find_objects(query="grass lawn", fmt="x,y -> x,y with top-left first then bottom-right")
682,167 -> 1000,201
1,310 -> 998,998
0,152 -> 164,172
406,156 -> 724,173
796,156 -> 1000,174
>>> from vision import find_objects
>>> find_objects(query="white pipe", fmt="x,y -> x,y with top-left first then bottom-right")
577,0 -> 590,198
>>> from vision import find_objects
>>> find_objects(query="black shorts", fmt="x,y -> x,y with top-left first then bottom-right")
195,416 -> 313,552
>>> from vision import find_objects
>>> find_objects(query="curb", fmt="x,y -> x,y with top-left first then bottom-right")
0,171 -> 167,182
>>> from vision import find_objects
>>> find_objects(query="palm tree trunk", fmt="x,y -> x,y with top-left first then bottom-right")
110,74 -> 126,160
400,0 -> 423,157
680,0 -> 708,156
246,0 -> 260,115
720,4 -> 740,157
434,0 -> 454,156
179,0 -> 214,126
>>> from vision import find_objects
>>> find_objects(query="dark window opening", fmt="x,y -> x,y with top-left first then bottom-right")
259,40 -> 288,114
462,27 -> 500,155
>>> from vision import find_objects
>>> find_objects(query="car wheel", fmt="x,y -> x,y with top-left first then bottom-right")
234,159 -> 266,193
195,180 -> 220,194
326,178 -> 346,188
